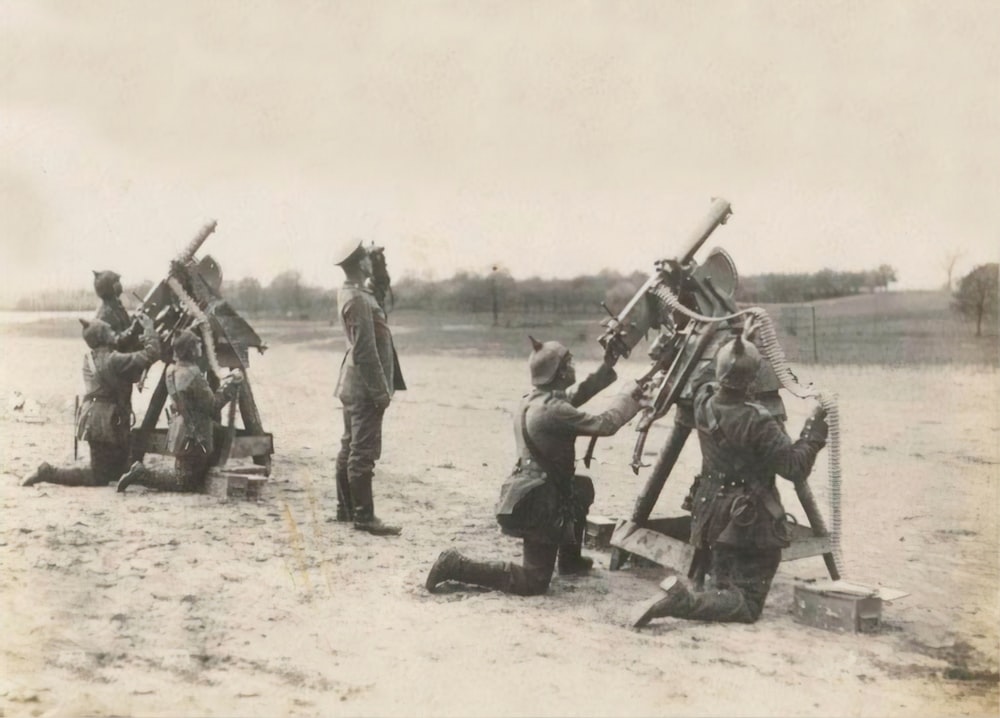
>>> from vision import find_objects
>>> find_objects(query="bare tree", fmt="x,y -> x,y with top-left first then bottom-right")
952,263 -> 999,337
941,250 -> 964,292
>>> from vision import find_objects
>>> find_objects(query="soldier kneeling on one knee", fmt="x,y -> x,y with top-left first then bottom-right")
117,329 -> 242,493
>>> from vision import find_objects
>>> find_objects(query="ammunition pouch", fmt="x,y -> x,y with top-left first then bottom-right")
76,398 -> 128,445
495,463 -> 576,545
715,484 -> 792,550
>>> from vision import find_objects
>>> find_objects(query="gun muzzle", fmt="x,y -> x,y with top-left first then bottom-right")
678,197 -> 733,265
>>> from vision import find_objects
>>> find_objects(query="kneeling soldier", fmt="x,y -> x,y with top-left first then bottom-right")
426,337 -> 643,596
22,315 -> 160,488
116,329 -> 242,493
631,331 -> 828,627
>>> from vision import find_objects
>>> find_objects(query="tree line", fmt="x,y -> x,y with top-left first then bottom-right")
12,263 -> 997,338
11,265 -> 902,316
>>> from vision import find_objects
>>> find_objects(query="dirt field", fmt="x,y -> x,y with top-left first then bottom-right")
1,320 -> 997,717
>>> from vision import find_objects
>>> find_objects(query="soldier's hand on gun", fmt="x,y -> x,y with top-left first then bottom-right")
136,313 -> 155,333
802,402 -> 829,444
602,341 -> 620,369
628,379 -> 653,409
226,369 -> 245,385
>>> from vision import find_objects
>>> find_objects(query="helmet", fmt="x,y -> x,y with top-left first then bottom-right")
79,318 -> 115,349
172,329 -> 202,361
528,335 -> 570,387
92,270 -> 122,299
715,334 -> 761,391
333,238 -> 366,267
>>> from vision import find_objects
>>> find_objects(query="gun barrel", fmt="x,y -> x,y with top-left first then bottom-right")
678,198 -> 732,265
176,220 -> 218,264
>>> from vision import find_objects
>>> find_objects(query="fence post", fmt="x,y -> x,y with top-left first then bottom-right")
811,305 -> 819,363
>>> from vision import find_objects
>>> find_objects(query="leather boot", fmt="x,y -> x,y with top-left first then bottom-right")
116,462 -> 183,492
353,511 -> 402,536
425,549 -> 513,593
23,463 -> 94,487
631,575 -> 694,628
558,521 -> 593,575
21,462 -> 53,487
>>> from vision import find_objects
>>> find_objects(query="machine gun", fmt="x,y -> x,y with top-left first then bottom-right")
128,221 -> 274,482
595,198 -> 843,581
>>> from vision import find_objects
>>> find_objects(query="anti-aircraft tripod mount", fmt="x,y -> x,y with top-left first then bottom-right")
591,198 -> 843,583
128,221 -> 274,497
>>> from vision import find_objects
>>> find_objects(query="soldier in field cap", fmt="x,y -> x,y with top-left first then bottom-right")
332,238 -> 405,536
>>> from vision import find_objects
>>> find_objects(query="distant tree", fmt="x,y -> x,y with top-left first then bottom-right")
952,263 -> 999,337
941,250 -> 964,292
232,277 -> 264,314
268,271 -> 306,315
875,264 -> 897,292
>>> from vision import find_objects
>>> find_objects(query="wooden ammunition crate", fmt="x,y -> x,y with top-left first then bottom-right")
793,584 -> 882,633
585,516 -> 618,549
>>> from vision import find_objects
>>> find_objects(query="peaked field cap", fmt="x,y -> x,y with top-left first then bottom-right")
334,238 -> 366,266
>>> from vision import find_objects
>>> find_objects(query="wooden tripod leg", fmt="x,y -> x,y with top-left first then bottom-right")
609,423 -> 692,570
795,479 -> 840,580
130,371 -> 168,463
236,376 -> 271,475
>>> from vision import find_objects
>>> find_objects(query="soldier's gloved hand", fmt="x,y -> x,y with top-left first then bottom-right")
373,393 -> 391,411
801,404 -> 829,445
136,313 -> 155,334
602,342 -> 620,369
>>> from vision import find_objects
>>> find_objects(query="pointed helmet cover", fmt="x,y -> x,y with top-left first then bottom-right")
172,329 -> 201,361
79,318 -> 115,349
527,335 -> 570,387
92,270 -> 122,299
715,333 -> 761,391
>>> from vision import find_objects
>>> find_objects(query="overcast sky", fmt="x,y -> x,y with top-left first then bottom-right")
1,1 -> 997,303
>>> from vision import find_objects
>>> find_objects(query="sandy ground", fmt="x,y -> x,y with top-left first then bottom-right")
1,326 -> 998,717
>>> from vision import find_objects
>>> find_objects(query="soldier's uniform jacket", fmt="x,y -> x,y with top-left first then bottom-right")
165,361 -> 240,457
689,382 -> 826,550
76,327 -> 160,446
334,282 -> 397,406
496,364 -> 642,542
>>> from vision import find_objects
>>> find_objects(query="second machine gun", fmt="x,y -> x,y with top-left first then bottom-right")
592,198 -> 842,580
128,220 -> 274,479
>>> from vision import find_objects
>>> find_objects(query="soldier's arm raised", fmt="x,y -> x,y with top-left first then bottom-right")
550,386 -> 642,437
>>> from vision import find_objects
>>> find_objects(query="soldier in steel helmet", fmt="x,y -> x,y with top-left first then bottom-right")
21,315 -> 160,488
116,328 -> 244,493
92,269 -> 138,350
631,323 -> 828,627
332,239 -> 405,536
425,337 -> 645,596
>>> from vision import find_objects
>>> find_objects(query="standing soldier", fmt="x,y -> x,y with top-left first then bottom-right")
333,239 -> 404,536
425,337 -> 644,596
116,329 -> 243,493
92,270 -> 135,349
21,315 -> 160,488
631,331 -> 828,627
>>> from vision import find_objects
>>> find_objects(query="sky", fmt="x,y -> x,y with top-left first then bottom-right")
0,1 -> 997,304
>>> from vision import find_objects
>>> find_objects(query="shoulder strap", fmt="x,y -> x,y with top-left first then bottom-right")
705,396 -> 752,477
520,405 -> 571,485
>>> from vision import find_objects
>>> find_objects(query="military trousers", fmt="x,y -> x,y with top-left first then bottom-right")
335,400 -> 385,520
675,546 -> 782,623
41,440 -> 129,487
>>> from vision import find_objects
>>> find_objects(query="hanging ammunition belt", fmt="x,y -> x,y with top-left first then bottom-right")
166,276 -> 223,378
648,283 -> 844,570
